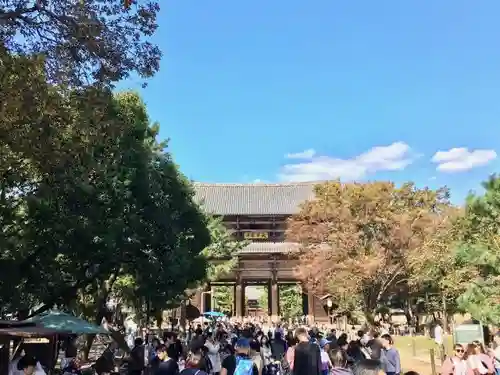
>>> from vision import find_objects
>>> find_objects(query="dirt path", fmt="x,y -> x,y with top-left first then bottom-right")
400,351 -> 441,375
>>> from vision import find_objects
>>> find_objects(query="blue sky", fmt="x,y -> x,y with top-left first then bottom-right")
120,0 -> 500,204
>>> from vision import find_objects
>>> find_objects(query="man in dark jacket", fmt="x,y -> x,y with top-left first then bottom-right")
293,328 -> 321,375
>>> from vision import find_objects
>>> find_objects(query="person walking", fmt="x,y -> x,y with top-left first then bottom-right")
380,334 -> 400,375
292,327 -> 321,375
205,332 -> 222,375
155,345 -> 179,375
220,338 -> 258,375
180,352 -> 211,375
328,347 -> 353,375
441,344 -> 467,375
466,341 -> 494,375
260,336 -> 273,375
271,331 -> 286,361
491,333 -> 500,375
318,339 -> 332,375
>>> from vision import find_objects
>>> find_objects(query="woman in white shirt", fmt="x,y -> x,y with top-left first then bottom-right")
466,342 -> 494,375
205,332 -> 221,375
491,333 -> 500,375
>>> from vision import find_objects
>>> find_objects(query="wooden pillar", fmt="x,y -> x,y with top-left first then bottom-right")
210,285 -> 215,311
267,281 -> 272,324
267,281 -> 272,315
307,291 -> 315,324
202,285 -> 212,313
235,280 -> 243,318
302,290 -> 308,317
271,276 -> 279,321
242,281 -> 247,316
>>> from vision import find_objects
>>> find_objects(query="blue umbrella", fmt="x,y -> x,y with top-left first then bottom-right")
203,311 -> 225,318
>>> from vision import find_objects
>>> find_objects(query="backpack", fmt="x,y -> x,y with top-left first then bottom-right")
234,356 -> 254,375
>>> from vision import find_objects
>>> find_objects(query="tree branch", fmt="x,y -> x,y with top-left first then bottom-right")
0,6 -> 37,21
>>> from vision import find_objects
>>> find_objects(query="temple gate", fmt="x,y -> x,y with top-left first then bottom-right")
191,182 -> 329,322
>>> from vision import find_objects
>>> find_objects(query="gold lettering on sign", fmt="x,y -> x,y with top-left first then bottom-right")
24,338 -> 50,343
243,232 -> 269,240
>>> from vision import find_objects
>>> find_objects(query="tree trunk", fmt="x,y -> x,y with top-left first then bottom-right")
441,293 -> 448,333
404,298 -> 416,332
364,310 -> 376,327
82,273 -> 118,360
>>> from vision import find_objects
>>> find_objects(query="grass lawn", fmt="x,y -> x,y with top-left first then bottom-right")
393,335 -> 454,375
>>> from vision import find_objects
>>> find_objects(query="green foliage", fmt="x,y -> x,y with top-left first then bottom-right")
201,216 -> 247,282
213,286 -> 234,315
454,242 -> 500,324
280,285 -> 303,319
289,180 -> 452,317
457,175 -> 500,242
450,175 -> 500,324
1,0 -> 161,86
0,47 -> 210,319
258,287 -> 268,312
258,285 -> 302,319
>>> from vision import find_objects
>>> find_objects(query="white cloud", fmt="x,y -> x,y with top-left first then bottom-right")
431,147 -> 497,172
279,142 -> 414,182
285,149 -> 316,159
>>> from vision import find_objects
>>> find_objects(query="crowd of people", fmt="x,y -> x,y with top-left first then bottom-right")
135,321 -> 415,375
9,320 -> 500,375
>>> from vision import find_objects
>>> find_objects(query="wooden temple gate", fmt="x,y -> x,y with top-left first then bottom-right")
192,252 -> 328,322
191,182 -> 329,323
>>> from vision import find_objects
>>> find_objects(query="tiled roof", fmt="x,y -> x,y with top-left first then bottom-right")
238,242 -> 299,254
193,182 -> 317,215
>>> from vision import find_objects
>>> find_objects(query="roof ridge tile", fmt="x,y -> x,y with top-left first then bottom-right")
193,182 -> 316,215
193,181 -> 321,187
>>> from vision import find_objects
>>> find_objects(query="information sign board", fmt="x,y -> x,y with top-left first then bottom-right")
453,323 -> 484,345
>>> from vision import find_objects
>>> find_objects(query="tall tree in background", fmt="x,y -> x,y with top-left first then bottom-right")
279,285 -> 303,319
202,217 -> 246,282
258,285 -> 302,318
449,176 -> 500,324
212,286 -> 234,315
407,206 -> 463,319
1,0 -> 161,86
287,181 -> 451,322
258,286 -> 268,312
0,66 -> 211,318
191,216 -> 246,316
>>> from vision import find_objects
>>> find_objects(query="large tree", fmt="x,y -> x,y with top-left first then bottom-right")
0,50 -> 210,319
279,285 -> 302,320
406,205 -> 463,320
449,176 -> 500,324
212,286 -> 234,315
185,216 -> 246,316
258,285 -> 302,319
0,0 -> 161,86
287,180 -> 451,321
